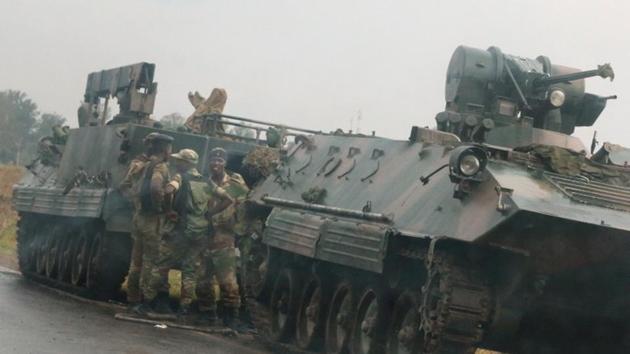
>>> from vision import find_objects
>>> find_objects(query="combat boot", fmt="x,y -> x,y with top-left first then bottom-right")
146,296 -> 175,320
239,306 -> 257,334
176,305 -> 192,323
223,307 -> 244,332
196,309 -> 219,327
151,292 -> 173,315
130,301 -> 152,316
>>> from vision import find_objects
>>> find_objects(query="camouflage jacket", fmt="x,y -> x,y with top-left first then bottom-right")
209,172 -> 249,234
139,156 -> 170,214
168,168 -> 215,238
119,153 -> 150,210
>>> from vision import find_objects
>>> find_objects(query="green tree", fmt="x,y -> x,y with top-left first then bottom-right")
23,113 -> 67,162
0,90 -> 38,165
159,112 -> 185,131
32,113 -> 66,140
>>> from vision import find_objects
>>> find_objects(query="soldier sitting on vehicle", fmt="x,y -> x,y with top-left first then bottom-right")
184,88 -> 228,135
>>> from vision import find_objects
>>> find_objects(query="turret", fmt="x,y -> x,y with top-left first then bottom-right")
436,46 -> 616,149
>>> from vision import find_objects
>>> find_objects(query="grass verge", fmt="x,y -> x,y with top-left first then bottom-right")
0,165 -> 24,269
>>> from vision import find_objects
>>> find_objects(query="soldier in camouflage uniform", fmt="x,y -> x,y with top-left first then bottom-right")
119,133 -> 158,307
196,147 -> 249,329
131,133 -> 175,315
146,148 -> 233,320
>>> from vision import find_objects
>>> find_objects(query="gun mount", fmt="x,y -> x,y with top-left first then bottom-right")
77,62 -> 158,127
437,46 -> 616,149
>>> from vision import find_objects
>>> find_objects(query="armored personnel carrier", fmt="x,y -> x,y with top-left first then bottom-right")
247,46 -> 629,354
12,62 -> 315,297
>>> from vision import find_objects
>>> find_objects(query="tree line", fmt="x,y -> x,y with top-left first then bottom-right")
0,90 -> 256,166
0,90 -> 66,165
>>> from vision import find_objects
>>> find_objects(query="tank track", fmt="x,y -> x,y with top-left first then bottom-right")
16,212 -> 130,300
420,252 -> 492,354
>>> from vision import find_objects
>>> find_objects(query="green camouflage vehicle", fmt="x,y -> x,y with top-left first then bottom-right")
247,46 -> 629,354
12,62 -> 314,297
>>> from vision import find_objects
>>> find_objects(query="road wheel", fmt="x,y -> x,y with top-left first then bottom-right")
350,286 -> 390,354
270,268 -> 302,343
325,281 -> 357,354
296,273 -> 331,350
387,290 -> 422,354
250,244 -> 278,304
86,230 -> 103,290
70,228 -> 90,286
17,214 -> 36,273
56,232 -> 73,282
35,232 -> 50,275
45,233 -> 60,278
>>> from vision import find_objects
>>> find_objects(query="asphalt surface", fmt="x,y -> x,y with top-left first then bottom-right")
0,267 -> 266,354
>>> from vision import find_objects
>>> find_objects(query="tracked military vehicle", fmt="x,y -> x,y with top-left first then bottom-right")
247,46 -> 629,354
12,62 -> 315,297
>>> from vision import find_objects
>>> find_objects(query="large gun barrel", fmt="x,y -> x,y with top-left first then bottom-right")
535,63 -> 615,87
440,46 -> 615,145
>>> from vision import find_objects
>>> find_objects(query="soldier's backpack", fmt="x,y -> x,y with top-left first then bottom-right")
139,162 -> 159,213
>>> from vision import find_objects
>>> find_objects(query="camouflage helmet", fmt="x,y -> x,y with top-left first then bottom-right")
171,148 -> 199,165
208,147 -> 227,162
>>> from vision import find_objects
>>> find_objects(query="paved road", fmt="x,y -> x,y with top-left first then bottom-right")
0,267 -> 265,354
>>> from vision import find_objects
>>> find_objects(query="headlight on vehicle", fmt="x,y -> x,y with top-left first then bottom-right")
459,154 -> 481,176
549,89 -> 566,108
449,145 -> 488,181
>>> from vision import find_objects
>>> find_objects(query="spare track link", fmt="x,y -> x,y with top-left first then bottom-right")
421,252 -> 492,354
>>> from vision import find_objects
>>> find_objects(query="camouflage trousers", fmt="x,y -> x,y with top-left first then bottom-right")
236,234 -> 253,305
127,213 -> 169,303
135,213 -> 167,302
150,233 -> 204,306
196,246 -> 241,312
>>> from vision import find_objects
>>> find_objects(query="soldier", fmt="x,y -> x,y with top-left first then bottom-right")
132,133 -> 175,315
147,148 -> 233,320
234,206 -> 263,331
119,132 -> 157,309
196,147 -> 249,330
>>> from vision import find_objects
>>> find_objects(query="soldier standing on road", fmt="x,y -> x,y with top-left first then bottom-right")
119,133 -> 158,308
147,148 -> 233,321
196,147 -> 249,330
132,133 -> 175,315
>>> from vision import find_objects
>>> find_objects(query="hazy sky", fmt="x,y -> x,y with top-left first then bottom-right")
1,0 -> 629,146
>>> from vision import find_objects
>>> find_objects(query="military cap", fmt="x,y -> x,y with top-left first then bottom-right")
148,133 -> 174,145
208,147 -> 227,162
142,132 -> 161,145
171,148 -> 199,164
